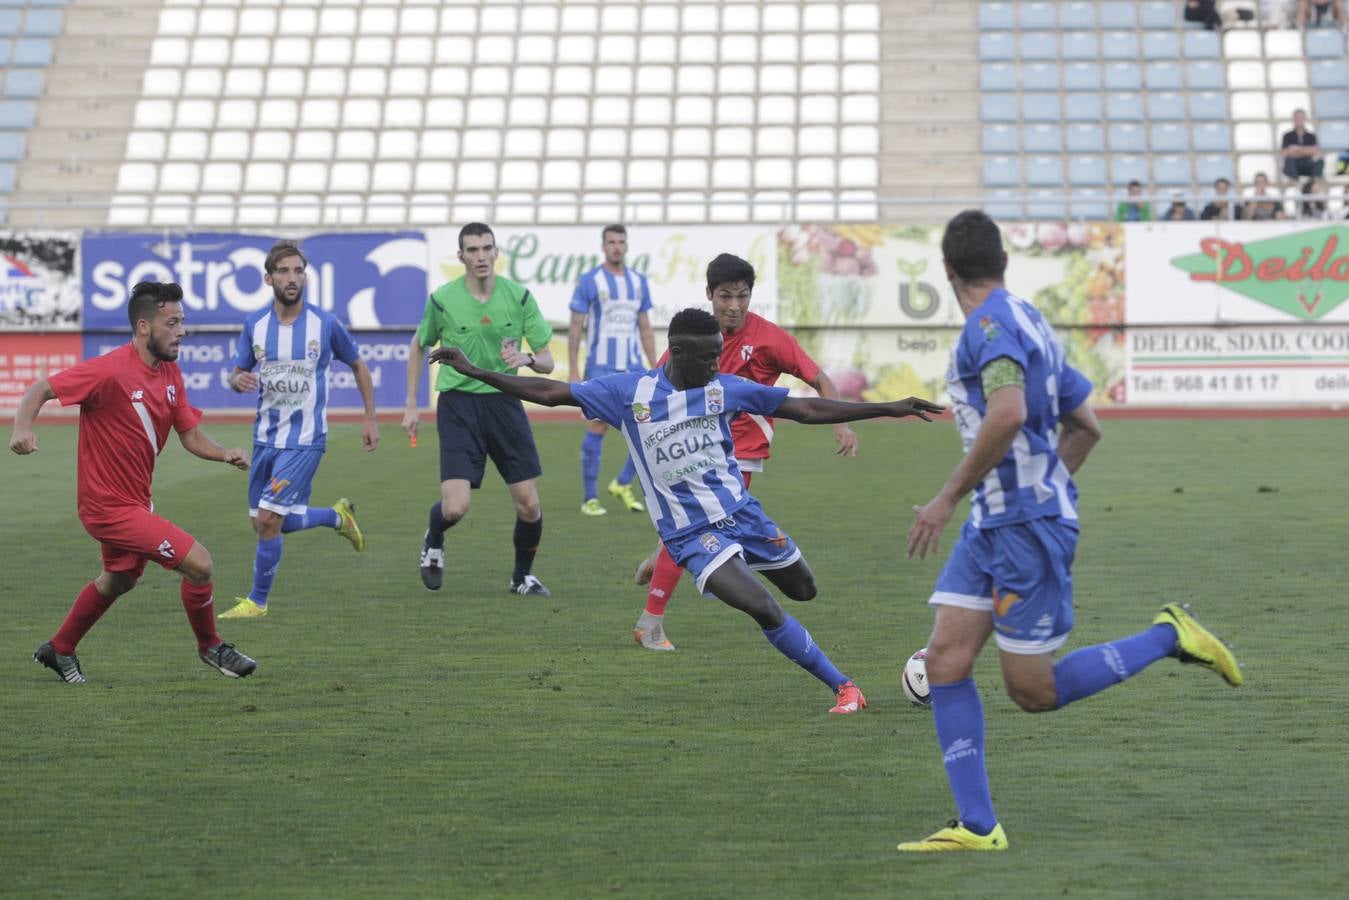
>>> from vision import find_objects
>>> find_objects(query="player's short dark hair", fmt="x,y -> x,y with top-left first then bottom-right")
941,210 -> 1007,284
264,240 -> 306,273
668,307 -> 721,339
1214,177 -> 1231,189
706,253 -> 755,292
127,281 -> 184,328
602,224 -> 626,240
458,222 -> 495,250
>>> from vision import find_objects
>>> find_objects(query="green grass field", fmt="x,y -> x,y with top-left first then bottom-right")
1,415 -> 1346,897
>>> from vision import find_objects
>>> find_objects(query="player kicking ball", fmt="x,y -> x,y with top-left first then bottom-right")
430,308 -> 943,714
9,281 -> 257,683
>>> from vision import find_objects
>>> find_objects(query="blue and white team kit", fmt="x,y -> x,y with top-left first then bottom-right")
232,304 -> 361,517
569,264 -> 651,377
932,287 -> 1093,655
572,371 -> 802,592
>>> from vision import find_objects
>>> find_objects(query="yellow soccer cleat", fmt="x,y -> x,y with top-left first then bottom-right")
897,821 -> 1008,853
580,497 -> 608,516
219,598 -> 268,619
1155,603 -> 1243,687
334,498 -> 365,552
608,479 -> 645,512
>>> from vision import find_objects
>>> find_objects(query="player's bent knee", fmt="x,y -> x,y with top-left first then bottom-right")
97,570 -> 137,597
179,543 -> 214,584
924,641 -> 978,684
441,499 -> 469,523
1006,681 -> 1058,713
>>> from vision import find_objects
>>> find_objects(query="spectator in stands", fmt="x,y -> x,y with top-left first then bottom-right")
1281,109 -> 1325,183
1296,0 -> 1347,29
1243,172 -> 1281,220
1161,192 -> 1197,221
1201,177 -> 1245,220
1184,0 -> 1224,29
1114,181 -> 1152,222
1300,178 -> 1331,219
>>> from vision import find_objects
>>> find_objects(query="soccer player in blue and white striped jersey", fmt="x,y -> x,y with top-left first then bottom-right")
567,225 -> 656,516
219,241 -> 379,619
430,308 -> 943,714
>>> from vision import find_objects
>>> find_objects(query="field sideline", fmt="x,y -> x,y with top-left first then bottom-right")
1,418 -> 1345,897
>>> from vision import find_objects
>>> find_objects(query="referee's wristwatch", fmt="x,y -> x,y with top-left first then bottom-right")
525,352 -> 536,369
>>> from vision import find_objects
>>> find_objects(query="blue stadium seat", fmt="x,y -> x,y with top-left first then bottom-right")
0,99 -> 33,128
1192,122 -> 1233,152
1066,123 -> 1106,152
1186,60 -> 1225,90
980,62 -> 1015,91
3,69 -> 42,97
1020,31 -> 1057,61
979,32 -> 1015,61
13,38 -> 52,66
1147,92 -> 1187,121
1022,92 -> 1062,122
1314,90 -> 1349,119
1065,92 -> 1103,121
1182,31 -> 1220,59
1105,62 -> 1143,91
1188,91 -> 1229,120
1023,123 -> 1062,152
1145,62 -> 1184,90
0,39 -> 9,66
1101,31 -> 1140,60
1318,120 -> 1349,151
1059,2 -> 1096,29
23,9 -> 63,36
1025,155 -> 1064,187
1105,92 -> 1145,121
1063,62 -> 1101,91
1068,155 -> 1108,186
1108,122 -> 1147,152
982,124 -> 1019,153
1061,32 -> 1099,60
1195,154 -> 1236,183
980,92 -> 1018,122
1026,190 -> 1066,220
984,190 -> 1023,220
1309,59 -> 1348,89
1139,1 -> 1177,29
1110,155 -> 1149,185
0,11 -> 18,36
1142,32 -> 1181,60
1305,29 -> 1345,58
1150,123 -> 1189,152
0,130 -> 24,160
1153,155 -> 1193,186
0,162 -> 15,192
1023,62 -> 1060,91
983,156 -> 1020,187
1100,2 -> 1137,28
1069,189 -> 1110,220
978,3 -> 1015,30
1018,2 -> 1056,29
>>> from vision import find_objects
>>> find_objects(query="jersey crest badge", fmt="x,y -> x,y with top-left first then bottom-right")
598,288 -> 609,301
253,344 -> 265,361
740,344 -> 754,361
700,533 -> 721,553
704,384 -> 724,414
978,316 -> 1001,342
166,385 -> 176,405
307,339 -> 320,360
157,539 -> 176,560
631,401 -> 651,422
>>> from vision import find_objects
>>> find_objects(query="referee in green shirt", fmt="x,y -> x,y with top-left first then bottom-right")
404,223 -> 555,595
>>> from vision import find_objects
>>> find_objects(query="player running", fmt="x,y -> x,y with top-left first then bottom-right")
568,224 -> 656,516
632,253 -> 858,651
219,240 -> 379,620
8,281 -> 257,682
898,211 -> 1242,852
429,307 -> 944,715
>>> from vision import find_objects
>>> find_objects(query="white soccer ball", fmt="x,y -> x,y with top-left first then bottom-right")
902,648 -> 932,708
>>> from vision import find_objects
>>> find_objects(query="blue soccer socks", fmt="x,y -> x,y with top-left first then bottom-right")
930,678 -> 998,837
248,536 -> 283,606
281,507 -> 339,532
1053,624 -> 1177,708
580,431 -> 604,501
762,614 -> 848,690
616,454 -> 636,487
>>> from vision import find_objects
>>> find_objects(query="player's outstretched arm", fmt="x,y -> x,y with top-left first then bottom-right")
774,395 -> 944,425
178,426 -> 249,470
807,370 -> 859,456
8,378 -> 56,454
428,346 -> 579,408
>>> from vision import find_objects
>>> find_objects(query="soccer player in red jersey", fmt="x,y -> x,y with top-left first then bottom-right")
631,254 -> 860,653
8,281 -> 258,683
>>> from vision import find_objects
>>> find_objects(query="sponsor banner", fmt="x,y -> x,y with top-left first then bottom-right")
1126,222 -> 1349,324
0,332 -> 81,407
0,232 -> 81,330
425,225 -> 778,327
79,331 -> 427,412
778,222 -> 1127,329
81,231 -> 428,330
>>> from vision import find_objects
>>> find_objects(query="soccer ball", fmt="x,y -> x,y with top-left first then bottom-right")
901,648 -> 932,708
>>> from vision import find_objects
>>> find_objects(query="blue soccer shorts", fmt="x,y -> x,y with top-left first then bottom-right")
929,518 -> 1078,655
664,498 -> 801,595
248,445 -> 325,517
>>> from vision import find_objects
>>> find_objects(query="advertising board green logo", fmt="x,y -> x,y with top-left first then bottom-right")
1170,226 -> 1349,320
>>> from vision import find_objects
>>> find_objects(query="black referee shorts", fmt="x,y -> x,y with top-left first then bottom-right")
436,389 -> 543,488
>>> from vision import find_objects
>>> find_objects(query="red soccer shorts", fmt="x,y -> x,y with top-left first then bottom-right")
82,506 -> 197,578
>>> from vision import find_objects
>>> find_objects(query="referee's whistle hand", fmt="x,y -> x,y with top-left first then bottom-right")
401,408 -> 419,439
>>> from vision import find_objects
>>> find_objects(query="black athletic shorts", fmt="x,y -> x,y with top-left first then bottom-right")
436,389 -> 543,488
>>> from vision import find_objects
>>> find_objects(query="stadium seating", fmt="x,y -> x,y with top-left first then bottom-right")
0,3 -> 62,215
